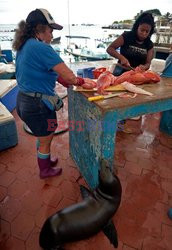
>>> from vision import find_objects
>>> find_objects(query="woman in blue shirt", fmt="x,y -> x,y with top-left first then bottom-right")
13,8 -> 84,179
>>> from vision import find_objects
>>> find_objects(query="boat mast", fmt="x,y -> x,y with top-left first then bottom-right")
67,0 -> 71,48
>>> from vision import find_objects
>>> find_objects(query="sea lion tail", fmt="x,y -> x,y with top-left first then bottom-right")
102,220 -> 118,248
80,185 -> 92,199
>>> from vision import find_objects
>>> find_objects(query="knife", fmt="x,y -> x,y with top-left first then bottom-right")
116,63 -> 135,71
88,92 -> 126,102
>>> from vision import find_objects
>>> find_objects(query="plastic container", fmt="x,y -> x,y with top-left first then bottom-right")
1,50 -> 13,62
92,67 -> 106,79
77,69 -> 84,78
77,67 -> 95,79
0,80 -> 19,111
150,58 -> 166,73
0,72 -> 15,79
0,102 -> 18,151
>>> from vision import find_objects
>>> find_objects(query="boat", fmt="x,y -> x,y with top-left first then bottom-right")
64,35 -> 111,61
0,36 -> 13,41
64,47 -> 111,61
102,23 -> 132,29
65,35 -> 90,39
154,24 -> 172,60
65,35 -> 91,49
155,25 -> 171,43
0,49 -> 15,79
51,36 -> 61,45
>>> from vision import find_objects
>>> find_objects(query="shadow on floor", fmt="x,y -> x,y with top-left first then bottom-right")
0,102 -> 172,249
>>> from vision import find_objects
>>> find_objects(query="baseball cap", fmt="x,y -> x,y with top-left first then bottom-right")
26,8 -> 63,30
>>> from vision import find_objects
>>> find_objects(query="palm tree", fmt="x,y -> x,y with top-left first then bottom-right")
134,9 -> 161,20
160,12 -> 172,25
156,12 -> 172,44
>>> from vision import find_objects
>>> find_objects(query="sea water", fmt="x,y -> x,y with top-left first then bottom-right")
0,23 -> 125,50
0,24 -> 124,62
0,23 -> 157,62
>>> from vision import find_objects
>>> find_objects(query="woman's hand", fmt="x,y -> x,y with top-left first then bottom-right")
57,76 -> 70,88
57,76 -> 85,87
82,78 -> 97,89
75,77 -> 85,86
120,57 -> 130,67
138,64 -> 150,71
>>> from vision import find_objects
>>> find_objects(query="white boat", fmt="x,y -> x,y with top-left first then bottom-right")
64,35 -> 111,61
0,36 -> 13,41
64,46 -> 111,61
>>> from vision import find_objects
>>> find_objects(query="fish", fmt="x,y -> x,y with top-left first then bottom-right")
142,70 -> 161,83
114,68 -> 161,85
97,71 -> 116,94
81,68 -> 160,94
82,78 -> 97,89
121,81 -> 153,96
113,70 -> 135,85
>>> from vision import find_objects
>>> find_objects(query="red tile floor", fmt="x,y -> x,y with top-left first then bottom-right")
0,92 -> 172,250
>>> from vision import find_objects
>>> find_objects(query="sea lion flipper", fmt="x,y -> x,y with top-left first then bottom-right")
80,185 -> 92,199
102,220 -> 118,248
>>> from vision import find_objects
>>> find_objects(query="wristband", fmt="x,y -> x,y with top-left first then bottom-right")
76,77 -> 85,86
57,76 -> 70,88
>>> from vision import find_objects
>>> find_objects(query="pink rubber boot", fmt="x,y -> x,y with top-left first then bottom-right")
38,157 -> 62,179
50,157 -> 58,167
36,139 -> 58,167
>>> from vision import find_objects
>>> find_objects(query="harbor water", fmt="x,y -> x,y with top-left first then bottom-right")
0,23 -> 170,63
0,23 -> 125,48
0,24 -> 126,62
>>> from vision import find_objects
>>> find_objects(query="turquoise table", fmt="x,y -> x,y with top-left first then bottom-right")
68,77 -> 172,189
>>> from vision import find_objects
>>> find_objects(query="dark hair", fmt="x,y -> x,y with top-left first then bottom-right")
132,12 -> 155,38
12,21 -> 47,51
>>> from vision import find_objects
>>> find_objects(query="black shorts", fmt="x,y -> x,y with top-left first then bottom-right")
16,91 -> 57,136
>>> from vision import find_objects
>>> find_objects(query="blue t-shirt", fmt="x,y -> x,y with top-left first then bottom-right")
16,38 -> 64,109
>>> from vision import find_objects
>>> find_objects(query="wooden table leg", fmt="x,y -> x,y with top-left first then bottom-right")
68,88 -> 117,189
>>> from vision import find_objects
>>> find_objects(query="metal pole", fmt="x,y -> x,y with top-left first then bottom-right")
67,0 -> 71,48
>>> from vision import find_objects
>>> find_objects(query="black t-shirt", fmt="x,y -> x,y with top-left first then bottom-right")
120,31 -> 153,68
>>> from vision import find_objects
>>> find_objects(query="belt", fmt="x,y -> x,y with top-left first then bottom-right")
21,91 -> 63,111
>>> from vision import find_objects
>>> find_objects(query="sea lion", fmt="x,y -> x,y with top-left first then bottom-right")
39,159 -> 122,250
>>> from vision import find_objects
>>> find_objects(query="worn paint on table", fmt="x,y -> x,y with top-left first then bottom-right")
68,69 -> 172,188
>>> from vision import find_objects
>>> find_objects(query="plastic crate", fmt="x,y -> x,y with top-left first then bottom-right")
1,49 -> 13,62
0,102 -> 18,151
77,67 -> 95,79
0,80 -> 19,111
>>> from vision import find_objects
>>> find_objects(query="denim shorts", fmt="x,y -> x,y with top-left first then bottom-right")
16,91 -> 57,136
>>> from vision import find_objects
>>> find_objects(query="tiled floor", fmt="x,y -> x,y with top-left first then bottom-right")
0,91 -> 172,249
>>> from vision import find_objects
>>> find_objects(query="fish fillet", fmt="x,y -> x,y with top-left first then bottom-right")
121,82 -> 153,96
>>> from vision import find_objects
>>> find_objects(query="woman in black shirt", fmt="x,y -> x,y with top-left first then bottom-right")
107,12 -> 155,76
107,12 -> 155,130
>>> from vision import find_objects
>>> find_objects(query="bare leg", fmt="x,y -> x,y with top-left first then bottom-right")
38,133 -> 54,154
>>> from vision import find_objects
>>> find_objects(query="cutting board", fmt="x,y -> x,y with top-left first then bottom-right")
74,84 -> 125,92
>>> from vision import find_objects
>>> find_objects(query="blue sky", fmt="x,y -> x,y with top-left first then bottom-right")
0,0 -> 171,24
